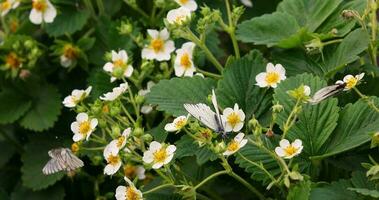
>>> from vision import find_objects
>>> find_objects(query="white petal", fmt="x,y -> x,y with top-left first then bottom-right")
303,85 -> 311,96
141,105 -> 153,114
356,73 -> 365,81
90,118 -> 98,129
115,186 -> 127,200
43,2 -> 57,23
119,50 -> 128,62
164,123 -> 177,132
292,139 -> 303,149
279,139 -> 290,148
166,145 -> 177,154
275,147 -> 285,157
147,29 -> 159,39
141,48 -> 155,60
163,154 -> 174,164
152,162 -> 163,169
76,113 -> 88,122
73,133 -> 83,142
233,122 -> 244,132
103,62 -> 114,72
240,139 -> 248,149
111,50 -> 120,61
70,122 -> 79,134
159,28 -> 170,40
142,151 -> 154,163
184,0 -> 197,11
343,75 -> 354,82
29,9 -> 43,24
124,65 -> 133,77
174,66 -> 185,77
234,133 -> 245,142
275,64 -> 286,80
222,107 -> 234,116
149,141 -> 162,152
255,73 -> 268,87
266,63 -> 275,72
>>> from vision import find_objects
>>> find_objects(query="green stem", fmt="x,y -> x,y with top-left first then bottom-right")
184,28 -> 224,73
123,0 -> 149,19
353,87 -> 379,112
142,184 -> 174,195
81,146 -> 105,151
237,152 -> 276,182
194,170 -> 229,190
369,0 -> 378,66
120,103 -> 137,125
224,0 -> 240,58
196,68 -> 222,79
282,99 -> 301,139
96,0 -> 105,15
229,171 -> 265,200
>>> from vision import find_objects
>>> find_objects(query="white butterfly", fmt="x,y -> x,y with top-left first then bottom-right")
309,82 -> 346,105
42,148 -> 84,175
184,89 -> 226,135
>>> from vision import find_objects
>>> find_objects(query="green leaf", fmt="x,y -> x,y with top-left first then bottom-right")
149,119 -> 169,143
0,140 -> 15,168
277,0 -> 342,32
19,85 -> 61,132
274,73 -> 340,157
45,7 -> 90,37
316,0 -> 367,37
87,69 -> 116,100
235,136 -> 281,183
317,97 -> 379,158
146,77 -> 216,117
21,135 -> 65,190
217,51 -> 272,120
0,89 -> 31,124
310,180 -> 361,200
324,28 -> 370,74
272,50 -> 324,77
348,188 -> 379,198
287,180 -> 311,200
236,12 -> 301,47
11,184 -> 65,200
175,135 -> 218,165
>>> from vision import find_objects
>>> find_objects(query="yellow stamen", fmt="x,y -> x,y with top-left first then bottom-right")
153,148 -> 167,163
63,44 -> 78,60
174,118 -> 187,129
116,136 -> 125,148
79,121 -> 91,135
150,38 -> 164,53
265,72 -> 280,85
107,155 -> 120,166
126,187 -> 140,200
345,77 -> 358,89
71,143 -> 79,153
227,141 -> 239,152
0,1 -> 11,11
32,0 -> 47,12
5,52 -> 21,69
180,53 -> 192,69
113,59 -> 125,68
227,112 -> 240,127
284,145 -> 298,156
179,0 -> 189,4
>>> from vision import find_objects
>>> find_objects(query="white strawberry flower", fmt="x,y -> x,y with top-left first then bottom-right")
29,0 -> 57,25
109,128 -> 131,151
143,141 -> 176,169
275,139 -> 303,159
124,164 -> 146,180
71,113 -> 98,142
174,42 -> 196,77
115,177 -> 143,200
222,104 -> 245,132
174,0 -> 197,11
103,50 -> 133,82
335,73 -> 365,91
255,63 -> 286,88
166,7 -> 191,25
104,142 -> 122,176
223,133 -> 248,156
141,28 -> 175,61
100,83 -> 128,101
62,86 -> 92,108
0,0 -> 20,16
138,81 -> 155,114
164,115 -> 188,132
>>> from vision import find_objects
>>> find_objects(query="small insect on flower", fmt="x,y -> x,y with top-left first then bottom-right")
174,0 -> 198,11
143,141 -> 176,169
141,28 -> 175,61
184,89 -> 227,135
100,83 -> 128,101
166,7 -> 192,25
335,73 -> 365,91
223,133 -> 248,156
42,148 -> 84,175
255,63 -> 286,88
71,113 -> 98,142
104,142 -> 123,176
115,177 -> 143,200
103,50 -> 133,82
174,42 -> 196,77
62,86 -> 92,108
0,0 -> 20,16
164,115 -> 189,132
309,82 -> 346,105
223,103 -> 245,132
275,139 -> 303,159
29,0 -> 57,25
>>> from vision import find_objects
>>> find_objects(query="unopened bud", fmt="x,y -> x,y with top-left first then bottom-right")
133,127 -> 144,137
141,134 -> 153,142
71,143 -> 80,153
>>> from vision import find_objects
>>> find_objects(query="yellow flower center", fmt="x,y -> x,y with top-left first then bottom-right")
32,0 -> 47,12
175,118 -> 187,129
71,143 -> 79,153
102,105 -> 109,113
153,148 -> 167,163
345,77 -> 358,89
117,136 -> 125,148
150,38 -> 164,53
107,155 -> 120,166
124,164 -> 137,178
227,141 -> 239,152
179,0 -> 189,4
113,59 -> 125,68
79,121 -> 91,135
63,44 -> 78,60
265,72 -> 280,85
5,52 -> 21,69
180,53 -> 192,69
126,187 -> 140,200
284,145 -> 298,156
0,1 -> 11,11
175,15 -> 186,23
227,112 -> 240,127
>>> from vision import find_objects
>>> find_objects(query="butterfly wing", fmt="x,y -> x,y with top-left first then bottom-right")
62,149 -> 84,171
42,150 -> 66,175
42,148 -> 83,175
310,84 -> 345,105
184,103 -> 219,131
211,90 -> 225,132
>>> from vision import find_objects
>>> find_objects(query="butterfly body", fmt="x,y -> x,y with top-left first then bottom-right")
42,148 -> 84,175
309,82 -> 346,104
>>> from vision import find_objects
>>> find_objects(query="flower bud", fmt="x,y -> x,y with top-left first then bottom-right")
272,103 -> 284,113
141,134 -> 153,142
104,51 -> 112,61
112,125 -> 121,136
248,117 -> 260,129
265,129 -> 274,138
214,142 -> 226,154
133,127 -> 144,137
71,143 -> 80,153
98,119 -> 107,128
110,104 -> 121,116
371,132 -> 379,148
135,95 -> 145,105
91,155 -> 103,165
24,40 -> 34,49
